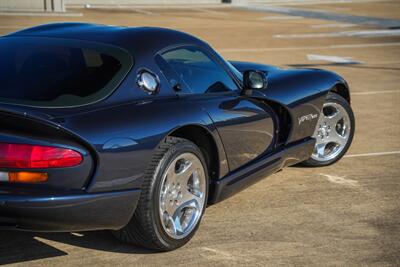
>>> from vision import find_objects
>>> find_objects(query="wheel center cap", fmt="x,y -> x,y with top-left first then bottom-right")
171,188 -> 178,199
318,122 -> 331,139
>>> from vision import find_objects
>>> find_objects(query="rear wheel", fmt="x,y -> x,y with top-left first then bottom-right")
302,92 -> 355,167
113,137 -> 208,251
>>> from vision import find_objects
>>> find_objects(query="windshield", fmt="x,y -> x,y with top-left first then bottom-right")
211,49 -> 243,82
0,37 -> 133,108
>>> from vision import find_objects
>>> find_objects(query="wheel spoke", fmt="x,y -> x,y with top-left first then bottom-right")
181,185 -> 202,205
327,109 -> 343,127
171,212 -> 184,236
170,198 -> 199,235
330,130 -> 347,146
315,142 -> 327,158
181,187 -> 194,203
175,160 -> 193,183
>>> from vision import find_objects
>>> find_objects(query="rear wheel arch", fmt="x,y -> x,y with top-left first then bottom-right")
169,125 -> 219,182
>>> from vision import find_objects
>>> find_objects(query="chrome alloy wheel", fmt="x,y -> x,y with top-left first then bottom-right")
159,152 -> 206,239
311,102 -> 351,162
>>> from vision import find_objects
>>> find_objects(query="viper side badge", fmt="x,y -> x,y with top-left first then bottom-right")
298,114 -> 318,125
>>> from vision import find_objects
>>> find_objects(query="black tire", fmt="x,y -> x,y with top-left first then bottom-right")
302,92 -> 355,167
112,137 -> 209,251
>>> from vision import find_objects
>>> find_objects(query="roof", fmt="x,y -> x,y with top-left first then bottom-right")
6,23 -> 208,54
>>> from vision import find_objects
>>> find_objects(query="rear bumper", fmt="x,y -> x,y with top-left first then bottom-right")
0,188 -> 140,232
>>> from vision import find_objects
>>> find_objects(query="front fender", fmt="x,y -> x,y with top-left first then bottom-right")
231,61 -> 348,143
263,69 -> 346,142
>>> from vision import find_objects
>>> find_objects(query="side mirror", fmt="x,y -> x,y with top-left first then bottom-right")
243,70 -> 268,91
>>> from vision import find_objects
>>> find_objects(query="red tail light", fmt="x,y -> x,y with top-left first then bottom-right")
0,143 -> 83,169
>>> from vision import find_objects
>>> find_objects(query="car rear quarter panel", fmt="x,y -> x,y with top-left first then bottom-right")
55,97 -> 228,193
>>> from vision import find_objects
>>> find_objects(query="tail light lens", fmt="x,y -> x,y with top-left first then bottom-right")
0,143 -> 83,169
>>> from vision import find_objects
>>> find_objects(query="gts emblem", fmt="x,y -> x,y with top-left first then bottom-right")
298,113 -> 318,125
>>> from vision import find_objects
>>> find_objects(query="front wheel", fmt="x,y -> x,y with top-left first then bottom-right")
113,137 -> 208,251
302,92 -> 355,167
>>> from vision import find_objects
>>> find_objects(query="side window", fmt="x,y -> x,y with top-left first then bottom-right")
160,47 -> 239,94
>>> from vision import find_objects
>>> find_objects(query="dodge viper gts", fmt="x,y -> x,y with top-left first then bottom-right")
0,23 -> 355,251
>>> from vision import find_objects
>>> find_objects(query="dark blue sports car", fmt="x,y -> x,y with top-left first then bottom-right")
0,23 -> 355,251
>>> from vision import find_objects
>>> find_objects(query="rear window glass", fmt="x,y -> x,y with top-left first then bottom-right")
0,37 -> 133,108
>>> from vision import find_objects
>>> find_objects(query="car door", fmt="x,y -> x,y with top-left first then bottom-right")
155,45 -> 276,172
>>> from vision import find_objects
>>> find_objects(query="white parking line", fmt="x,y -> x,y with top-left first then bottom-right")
0,12 -> 82,17
261,15 -> 303,20
191,8 -> 227,15
319,173 -> 359,187
310,23 -> 357,28
258,0 -> 386,5
202,247 -> 239,261
307,54 -> 363,64
344,151 -> 400,158
71,232 -> 84,237
219,42 -> 400,53
352,90 -> 400,95
133,8 -> 157,15
274,29 -> 400,39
